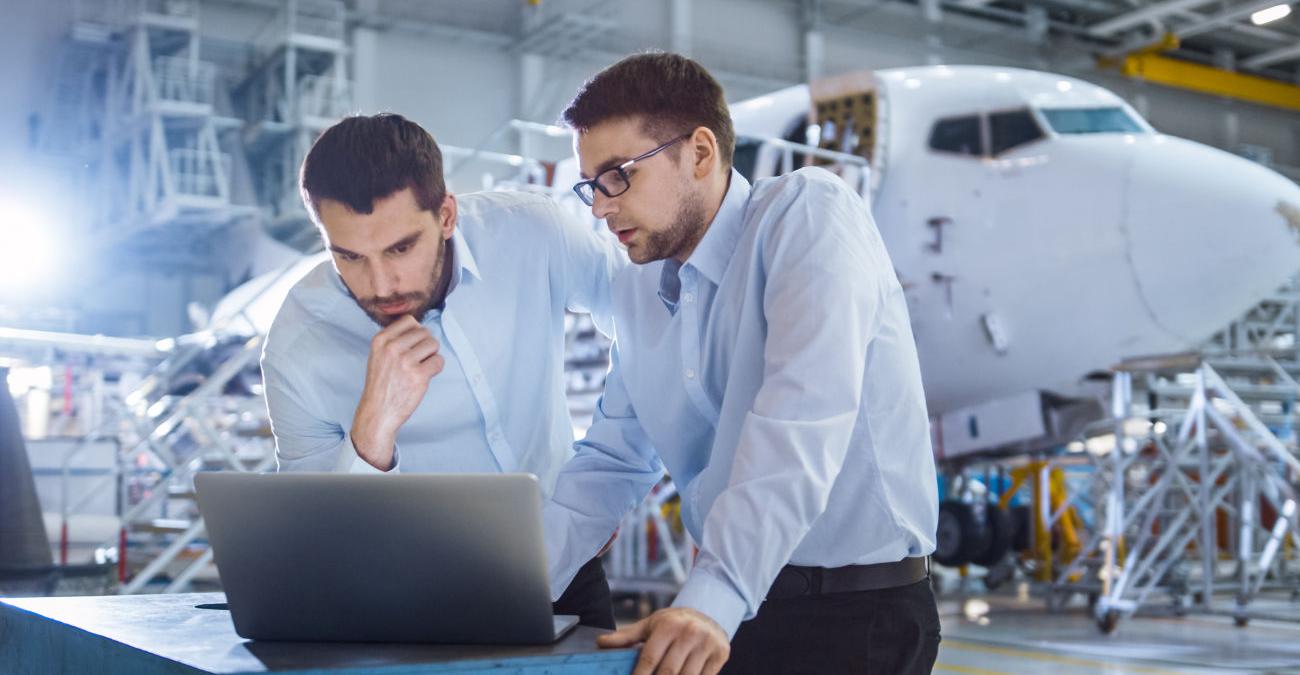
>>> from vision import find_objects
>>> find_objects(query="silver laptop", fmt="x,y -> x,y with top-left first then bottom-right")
194,472 -> 579,644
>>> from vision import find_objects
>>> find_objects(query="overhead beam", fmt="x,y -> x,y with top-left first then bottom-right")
1244,43 -> 1300,69
1171,9 -> 1294,42
1121,52 -> 1300,111
1089,0 -> 1216,37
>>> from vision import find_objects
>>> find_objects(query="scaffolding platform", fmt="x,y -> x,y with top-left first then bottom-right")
0,593 -> 637,675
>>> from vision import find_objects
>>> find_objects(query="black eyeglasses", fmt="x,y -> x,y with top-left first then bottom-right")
571,134 -> 690,207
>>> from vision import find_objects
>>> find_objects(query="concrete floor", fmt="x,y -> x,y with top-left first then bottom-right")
934,591 -> 1300,674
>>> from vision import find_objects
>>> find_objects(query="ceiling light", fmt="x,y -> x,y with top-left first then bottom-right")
1252,4 -> 1291,25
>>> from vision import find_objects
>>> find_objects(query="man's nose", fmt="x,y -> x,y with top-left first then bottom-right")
369,262 -> 400,299
591,190 -> 617,221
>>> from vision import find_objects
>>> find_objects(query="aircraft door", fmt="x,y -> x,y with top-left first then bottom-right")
807,71 -> 880,203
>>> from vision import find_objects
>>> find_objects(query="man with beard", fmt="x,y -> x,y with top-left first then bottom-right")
260,113 -> 624,629
542,53 -> 940,674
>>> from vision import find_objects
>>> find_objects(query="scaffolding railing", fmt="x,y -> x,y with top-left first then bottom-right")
250,0 -> 346,53
1050,360 -> 1300,633
74,0 -> 198,33
168,148 -> 231,198
296,73 -> 351,120
153,57 -> 216,106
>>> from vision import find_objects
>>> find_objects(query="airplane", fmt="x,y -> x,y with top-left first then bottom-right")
728,65 -> 1300,460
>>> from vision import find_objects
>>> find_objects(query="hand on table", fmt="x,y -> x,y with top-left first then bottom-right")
597,606 -> 730,675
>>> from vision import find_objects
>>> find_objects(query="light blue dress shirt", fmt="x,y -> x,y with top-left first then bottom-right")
544,167 -> 938,637
262,191 -> 624,496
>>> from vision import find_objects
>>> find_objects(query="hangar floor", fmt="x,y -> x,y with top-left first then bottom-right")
933,591 -> 1300,674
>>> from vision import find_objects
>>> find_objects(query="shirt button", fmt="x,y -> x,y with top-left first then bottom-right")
683,292 -> 694,303
685,368 -> 696,379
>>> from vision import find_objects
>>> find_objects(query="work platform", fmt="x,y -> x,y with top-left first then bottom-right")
0,592 -> 637,674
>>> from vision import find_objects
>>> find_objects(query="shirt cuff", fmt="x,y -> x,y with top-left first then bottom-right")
541,501 -> 600,602
671,568 -> 751,640
340,433 -> 400,473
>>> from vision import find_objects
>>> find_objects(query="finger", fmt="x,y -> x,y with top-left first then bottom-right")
390,326 -> 435,353
655,637 -> 698,675
631,627 -> 673,675
702,650 -> 729,675
377,314 -> 419,337
372,317 -> 420,350
421,353 -> 445,378
679,645 -> 712,675
408,336 -> 440,363
596,619 -> 649,648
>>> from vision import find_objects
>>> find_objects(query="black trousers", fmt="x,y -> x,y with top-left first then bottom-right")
721,578 -> 940,674
551,556 -> 615,629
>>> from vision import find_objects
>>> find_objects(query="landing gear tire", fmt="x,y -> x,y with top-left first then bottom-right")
934,500 -> 983,567
971,505 -> 1013,568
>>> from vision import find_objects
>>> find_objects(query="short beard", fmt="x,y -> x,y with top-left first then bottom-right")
631,184 -> 708,264
351,236 -> 447,327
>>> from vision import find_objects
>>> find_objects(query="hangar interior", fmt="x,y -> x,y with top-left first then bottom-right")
4,0 -> 1300,673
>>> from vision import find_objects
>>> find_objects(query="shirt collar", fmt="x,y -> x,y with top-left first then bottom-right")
449,226 -> 481,285
683,168 -> 751,287
427,228 -> 477,316
657,259 -> 683,313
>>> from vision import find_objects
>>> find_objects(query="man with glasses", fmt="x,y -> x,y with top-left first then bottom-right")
261,113 -> 625,629
544,53 -> 940,674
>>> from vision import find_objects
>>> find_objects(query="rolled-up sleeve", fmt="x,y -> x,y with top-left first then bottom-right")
262,356 -> 399,473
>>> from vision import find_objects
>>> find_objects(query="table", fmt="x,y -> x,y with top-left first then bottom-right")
0,592 -> 638,674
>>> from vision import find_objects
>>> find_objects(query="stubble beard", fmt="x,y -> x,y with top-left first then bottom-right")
352,235 -> 446,327
629,184 -> 709,265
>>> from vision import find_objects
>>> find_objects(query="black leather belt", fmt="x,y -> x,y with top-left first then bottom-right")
767,557 -> 929,600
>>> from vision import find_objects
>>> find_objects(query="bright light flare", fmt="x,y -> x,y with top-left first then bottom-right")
1252,4 -> 1291,25
0,198 -> 58,293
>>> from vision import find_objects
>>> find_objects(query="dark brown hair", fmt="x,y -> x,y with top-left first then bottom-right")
561,52 -> 735,166
299,113 -> 446,221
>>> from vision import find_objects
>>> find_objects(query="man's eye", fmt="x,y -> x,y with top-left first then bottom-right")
339,252 -> 360,262
391,244 -> 411,255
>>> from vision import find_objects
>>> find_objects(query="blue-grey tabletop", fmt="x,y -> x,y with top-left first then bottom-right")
0,592 -> 638,675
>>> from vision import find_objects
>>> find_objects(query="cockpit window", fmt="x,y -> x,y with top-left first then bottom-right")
989,109 -> 1044,155
928,116 -> 983,156
1040,107 -> 1143,134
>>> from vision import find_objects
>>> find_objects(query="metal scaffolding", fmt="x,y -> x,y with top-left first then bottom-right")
70,0 -> 247,244
1045,279 -> 1300,633
236,0 -> 351,251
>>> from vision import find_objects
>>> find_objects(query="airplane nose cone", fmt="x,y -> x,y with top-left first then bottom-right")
1123,135 -> 1300,344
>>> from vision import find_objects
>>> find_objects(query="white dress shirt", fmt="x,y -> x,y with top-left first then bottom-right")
544,168 -> 938,636
262,190 -> 625,496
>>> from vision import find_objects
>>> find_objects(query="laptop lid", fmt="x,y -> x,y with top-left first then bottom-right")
194,472 -> 565,644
